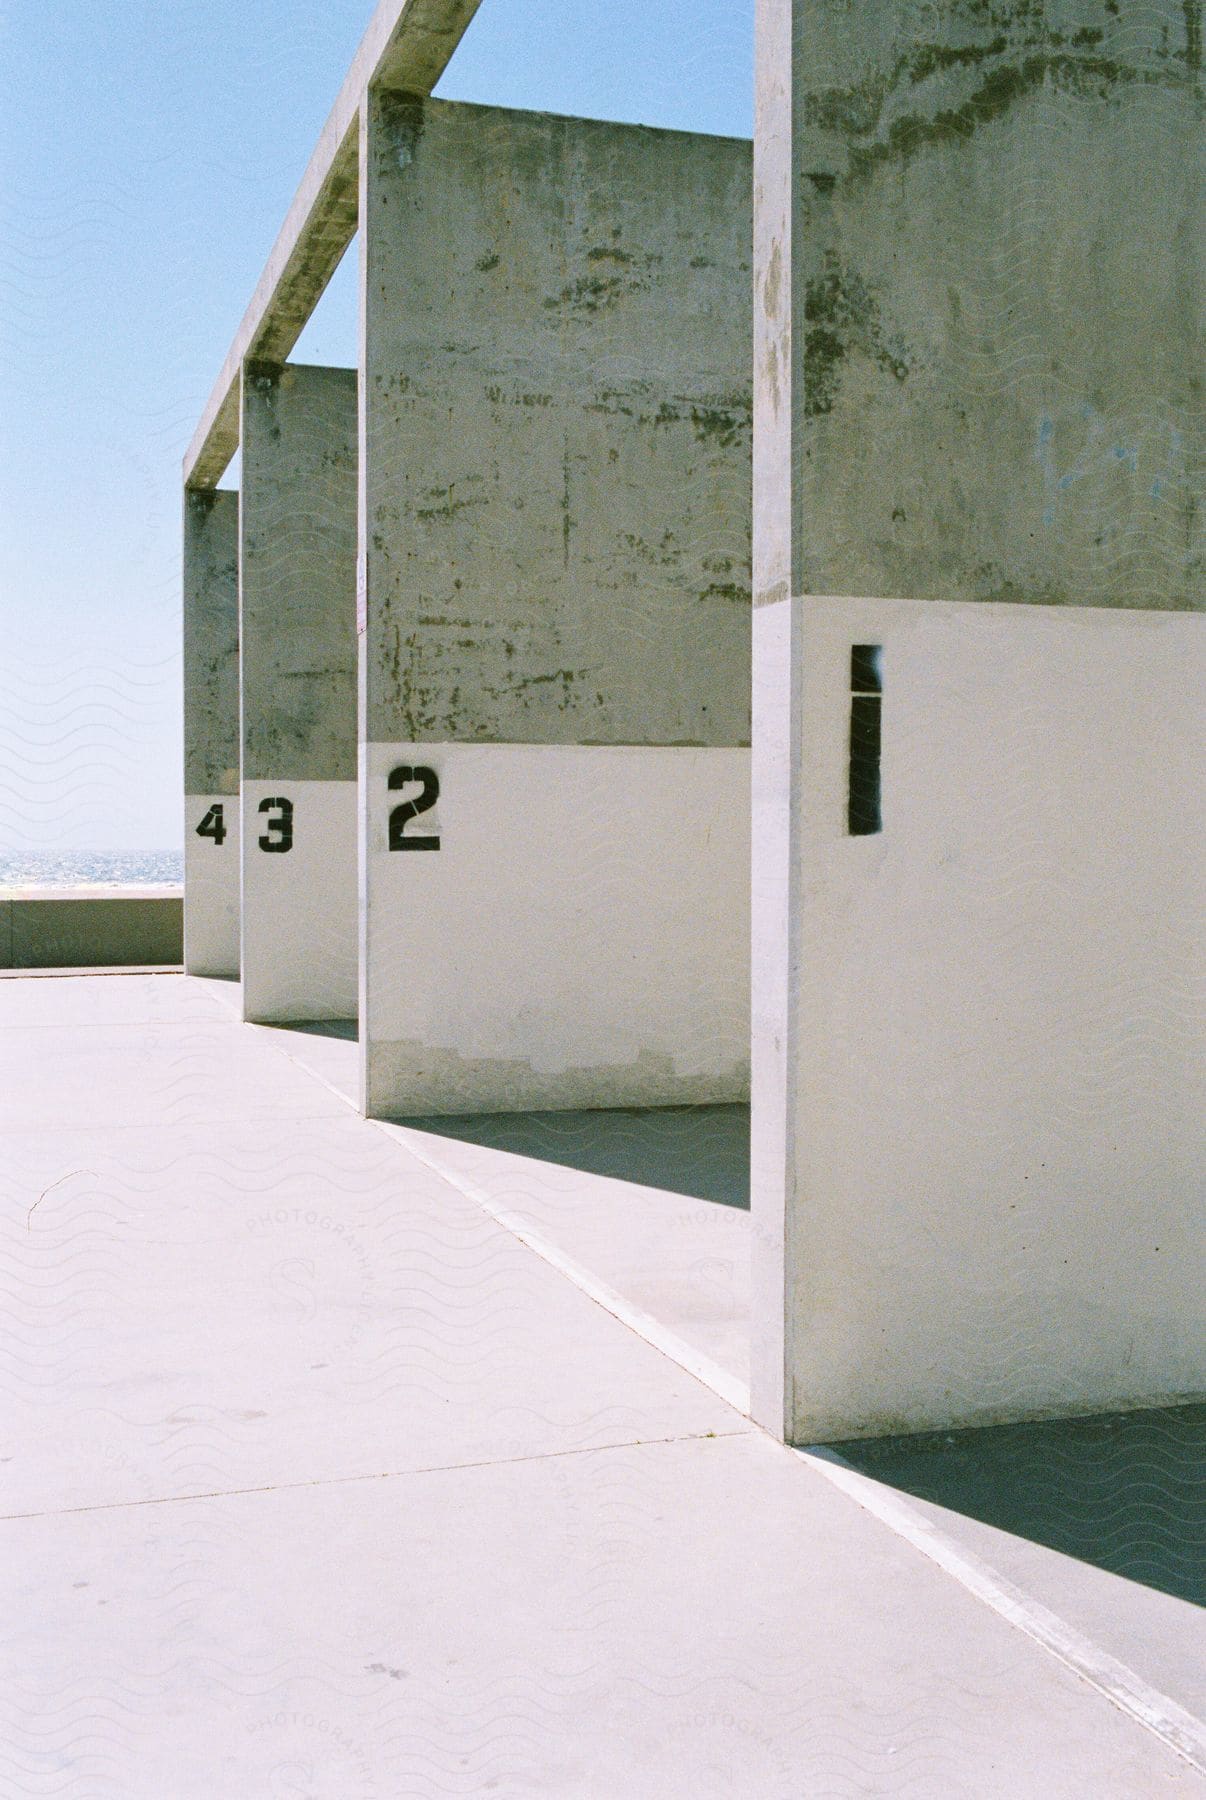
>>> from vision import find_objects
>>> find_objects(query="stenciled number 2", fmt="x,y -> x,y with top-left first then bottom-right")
199,782 -> 433,854
388,766 -> 440,851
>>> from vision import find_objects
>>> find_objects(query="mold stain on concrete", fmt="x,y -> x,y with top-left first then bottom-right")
763,241 -> 782,320
586,391 -> 636,420
542,274 -> 642,313
802,7 -> 1198,186
414,487 -> 484,523
802,253 -> 910,418
690,404 -> 750,450
380,91 -> 425,172
485,384 -> 554,408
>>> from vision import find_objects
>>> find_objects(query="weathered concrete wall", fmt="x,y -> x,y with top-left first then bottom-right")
360,94 -> 752,747
752,0 -> 1204,1442
359,95 -> 753,1115
0,892 -> 183,969
788,0 -> 1202,610
240,361 -> 358,1021
183,487 -> 240,977
241,361 -> 359,783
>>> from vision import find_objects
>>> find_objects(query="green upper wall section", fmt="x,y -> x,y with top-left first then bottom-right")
361,95 -> 754,746
790,0 -> 1202,609
240,361 -> 358,781
183,487 -> 240,794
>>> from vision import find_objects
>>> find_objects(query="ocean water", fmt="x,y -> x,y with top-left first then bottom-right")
0,850 -> 183,890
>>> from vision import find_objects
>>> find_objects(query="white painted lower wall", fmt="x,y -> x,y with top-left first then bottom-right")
360,743 -> 751,1116
241,778 -> 357,1022
184,793 -> 240,978
756,594 -> 1205,1442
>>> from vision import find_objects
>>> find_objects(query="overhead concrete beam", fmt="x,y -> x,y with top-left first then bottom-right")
183,0 -> 483,490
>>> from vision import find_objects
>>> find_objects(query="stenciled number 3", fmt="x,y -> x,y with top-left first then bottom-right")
388,766 -> 440,851
257,796 -> 294,853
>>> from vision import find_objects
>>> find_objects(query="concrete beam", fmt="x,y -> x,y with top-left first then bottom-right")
183,0 -> 483,490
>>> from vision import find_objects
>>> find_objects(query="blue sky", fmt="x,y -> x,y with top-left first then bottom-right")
0,0 -> 752,852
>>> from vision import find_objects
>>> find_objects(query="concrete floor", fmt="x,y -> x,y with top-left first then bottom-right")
255,1017 -> 751,1403
1,972 -> 1201,1796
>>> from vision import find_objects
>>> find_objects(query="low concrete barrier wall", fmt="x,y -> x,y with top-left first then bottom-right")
0,888 -> 183,970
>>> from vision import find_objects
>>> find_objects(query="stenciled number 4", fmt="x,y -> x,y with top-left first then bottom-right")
196,804 -> 226,846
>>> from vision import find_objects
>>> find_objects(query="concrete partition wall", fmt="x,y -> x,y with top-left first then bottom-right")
753,1 -> 1204,1440
240,361 -> 359,1022
359,94 -> 752,1116
768,597 -> 1205,1442
183,488 -> 240,976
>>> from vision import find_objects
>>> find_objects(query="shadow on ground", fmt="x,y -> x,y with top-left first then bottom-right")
388,1103 -> 751,1209
268,1026 -> 749,1209
281,1018 -> 358,1040
830,1403 -> 1206,1607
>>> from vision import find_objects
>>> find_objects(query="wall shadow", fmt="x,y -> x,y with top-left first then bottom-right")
280,1018 -> 358,1040
389,1102 -> 750,1209
829,1402 -> 1206,1607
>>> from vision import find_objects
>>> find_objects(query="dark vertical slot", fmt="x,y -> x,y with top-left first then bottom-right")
848,645 -> 882,835
850,644 -> 882,694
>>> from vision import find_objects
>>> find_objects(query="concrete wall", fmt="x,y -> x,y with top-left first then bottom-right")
363,743 -> 750,1113
753,0 -> 1204,1439
359,95 -> 753,1115
183,488 -> 240,976
0,891 -> 183,969
787,0 -> 1202,609
239,360 -> 359,1022
766,595 -> 1204,1440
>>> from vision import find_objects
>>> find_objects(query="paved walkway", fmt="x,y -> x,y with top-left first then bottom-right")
1,974 -> 1201,1796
